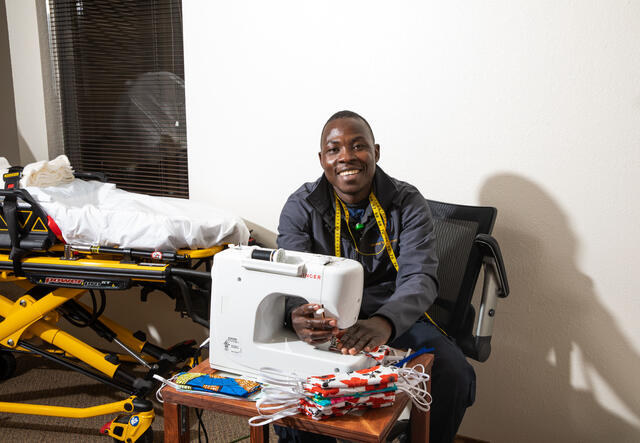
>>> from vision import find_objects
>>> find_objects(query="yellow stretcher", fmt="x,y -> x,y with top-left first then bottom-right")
0,168 -> 220,442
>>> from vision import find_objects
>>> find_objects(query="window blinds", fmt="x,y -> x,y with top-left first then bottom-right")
48,0 -> 188,198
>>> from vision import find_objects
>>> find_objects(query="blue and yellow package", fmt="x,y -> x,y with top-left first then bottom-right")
174,372 -> 261,398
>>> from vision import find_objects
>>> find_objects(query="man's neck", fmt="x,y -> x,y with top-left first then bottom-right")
335,187 -> 372,205
345,197 -> 370,209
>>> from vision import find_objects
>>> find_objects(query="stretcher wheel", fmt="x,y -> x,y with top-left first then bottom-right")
0,351 -> 17,380
112,415 -> 153,443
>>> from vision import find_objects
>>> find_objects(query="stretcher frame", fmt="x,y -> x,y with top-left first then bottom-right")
0,167 -> 219,442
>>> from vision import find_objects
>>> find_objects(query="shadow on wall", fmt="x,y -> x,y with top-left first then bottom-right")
468,173 -> 640,443
17,131 -> 36,165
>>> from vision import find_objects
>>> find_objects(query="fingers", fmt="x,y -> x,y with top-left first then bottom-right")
338,324 -> 379,354
292,303 -> 322,317
291,303 -> 338,344
300,330 -> 335,345
339,331 -> 382,355
336,324 -> 359,351
306,336 -> 335,346
336,317 -> 392,355
292,313 -> 336,332
292,304 -> 336,324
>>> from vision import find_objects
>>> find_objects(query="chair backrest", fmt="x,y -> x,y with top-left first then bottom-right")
426,200 -> 496,344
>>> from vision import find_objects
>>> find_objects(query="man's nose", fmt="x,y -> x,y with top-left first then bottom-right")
338,147 -> 356,162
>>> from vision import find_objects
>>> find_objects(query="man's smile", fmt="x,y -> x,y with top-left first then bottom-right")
338,169 -> 361,177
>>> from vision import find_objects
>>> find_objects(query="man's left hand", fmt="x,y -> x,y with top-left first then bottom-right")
336,316 -> 393,355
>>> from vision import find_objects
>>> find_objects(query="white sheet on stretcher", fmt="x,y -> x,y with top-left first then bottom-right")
25,179 -> 250,250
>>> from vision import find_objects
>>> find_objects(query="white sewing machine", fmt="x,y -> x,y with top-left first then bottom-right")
209,245 -> 372,379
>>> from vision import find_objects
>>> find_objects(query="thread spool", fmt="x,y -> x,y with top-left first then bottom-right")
251,248 -> 285,262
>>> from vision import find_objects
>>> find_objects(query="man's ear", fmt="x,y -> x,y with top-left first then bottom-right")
318,151 -> 323,165
374,144 -> 380,162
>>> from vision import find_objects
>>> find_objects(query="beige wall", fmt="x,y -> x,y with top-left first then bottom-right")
4,0 -> 49,164
0,0 -> 19,163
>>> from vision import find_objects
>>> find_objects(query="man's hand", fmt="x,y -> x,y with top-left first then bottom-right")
336,316 -> 393,355
291,303 -> 339,345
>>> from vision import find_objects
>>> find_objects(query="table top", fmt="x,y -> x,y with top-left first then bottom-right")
162,354 -> 433,443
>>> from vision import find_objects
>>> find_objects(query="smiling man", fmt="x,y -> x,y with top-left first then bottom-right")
276,110 -> 475,443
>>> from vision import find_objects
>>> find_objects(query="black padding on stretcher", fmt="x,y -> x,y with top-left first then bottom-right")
0,187 -> 57,255
3,192 -> 26,275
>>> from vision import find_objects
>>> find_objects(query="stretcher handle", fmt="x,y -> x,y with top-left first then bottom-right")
68,244 -> 185,262
3,190 -> 27,275
170,267 -> 211,284
4,193 -> 22,254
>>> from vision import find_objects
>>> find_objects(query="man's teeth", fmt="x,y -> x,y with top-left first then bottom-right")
339,170 -> 360,176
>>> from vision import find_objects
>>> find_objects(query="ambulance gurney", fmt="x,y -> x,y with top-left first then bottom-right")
0,162 -> 249,442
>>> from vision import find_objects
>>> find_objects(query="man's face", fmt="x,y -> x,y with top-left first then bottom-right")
319,117 -> 380,204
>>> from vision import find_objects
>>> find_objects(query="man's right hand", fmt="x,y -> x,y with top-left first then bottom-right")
291,303 -> 339,345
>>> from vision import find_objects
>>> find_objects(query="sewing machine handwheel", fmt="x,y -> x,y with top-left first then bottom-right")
0,351 -> 17,380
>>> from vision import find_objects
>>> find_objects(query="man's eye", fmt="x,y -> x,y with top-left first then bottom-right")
354,145 -> 365,150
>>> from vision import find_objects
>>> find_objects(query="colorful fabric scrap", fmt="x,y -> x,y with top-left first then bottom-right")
174,372 -> 261,398
303,365 -> 398,391
311,386 -> 397,406
299,398 -> 395,419
306,390 -> 396,411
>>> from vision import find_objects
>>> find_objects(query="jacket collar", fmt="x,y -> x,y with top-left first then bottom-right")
307,166 -> 399,227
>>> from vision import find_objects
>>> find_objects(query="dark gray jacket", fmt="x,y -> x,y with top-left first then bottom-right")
277,167 -> 438,340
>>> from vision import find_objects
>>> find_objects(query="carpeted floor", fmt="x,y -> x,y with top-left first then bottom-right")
0,354 -> 276,442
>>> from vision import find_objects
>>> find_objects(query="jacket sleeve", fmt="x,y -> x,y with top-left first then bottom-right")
276,192 -> 312,328
373,189 -> 439,340
277,193 -> 312,253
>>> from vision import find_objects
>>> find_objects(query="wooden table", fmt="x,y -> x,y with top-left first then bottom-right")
163,354 -> 432,443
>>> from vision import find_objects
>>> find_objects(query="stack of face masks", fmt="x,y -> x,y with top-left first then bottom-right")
299,365 -> 398,419
249,346 -> 431,426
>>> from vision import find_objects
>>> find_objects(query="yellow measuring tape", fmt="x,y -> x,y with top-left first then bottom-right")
334,192 -> 388,258
334,191 -> 448,337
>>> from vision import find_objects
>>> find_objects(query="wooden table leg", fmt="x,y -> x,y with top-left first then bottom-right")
409,374 -> 431,443
249,424 -> 269,443
164,401 -> 190,443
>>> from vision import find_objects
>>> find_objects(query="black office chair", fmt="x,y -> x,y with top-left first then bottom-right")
426,199 -> 510,362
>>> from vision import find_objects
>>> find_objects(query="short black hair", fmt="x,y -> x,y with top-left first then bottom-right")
321,110 -> 375,144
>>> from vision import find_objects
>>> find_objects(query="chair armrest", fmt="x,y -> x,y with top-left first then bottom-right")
475,233 -> 510,297
459,234 -> 509,362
